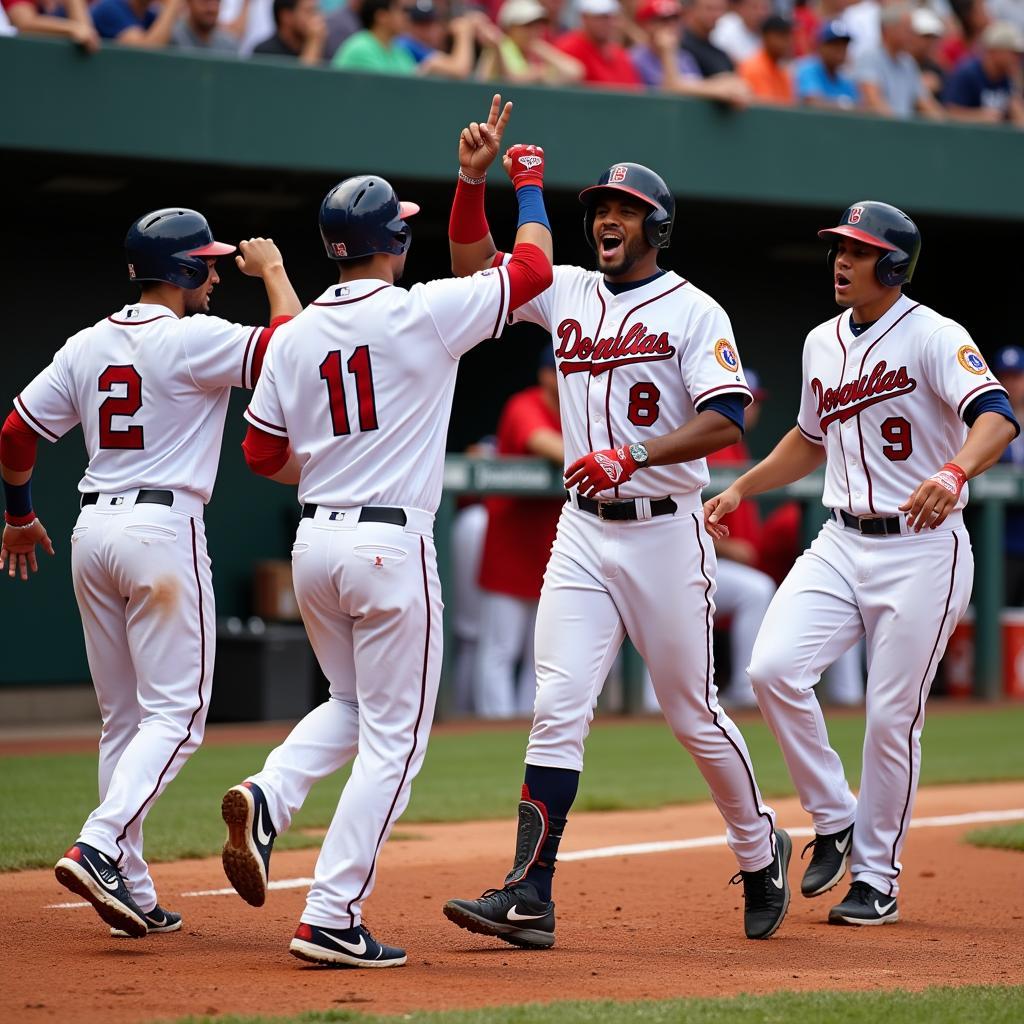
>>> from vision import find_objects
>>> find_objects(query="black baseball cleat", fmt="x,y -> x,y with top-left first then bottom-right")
289,922 -> 407,968
54,842 -> 149,938
800,823 -> 854,897
221,781 -> 276,907
111,904 -> 182,937
443,881 -> 556,949
828,880 -> 899,926
731,828 -> 792,940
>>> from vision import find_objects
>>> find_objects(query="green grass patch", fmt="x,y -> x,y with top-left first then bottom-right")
966,821 -> 1024,852
168,986 -> 1024,1024
3,705 -> 1023,872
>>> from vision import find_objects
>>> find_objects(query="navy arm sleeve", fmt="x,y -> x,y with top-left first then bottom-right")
696,393 -> 746,433
963,391 -> 1020,438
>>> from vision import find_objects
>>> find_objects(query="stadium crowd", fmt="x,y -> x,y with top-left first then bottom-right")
2,0 -> 1022,124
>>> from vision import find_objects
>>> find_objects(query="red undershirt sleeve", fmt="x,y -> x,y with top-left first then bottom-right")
1,409 -> 40,473
251,315 -> 293,387
242,423 -> 290,477
505,242 -> 553,310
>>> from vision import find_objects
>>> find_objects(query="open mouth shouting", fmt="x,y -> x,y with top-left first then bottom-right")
599,230 -> 624,260
834,271 -> 852,297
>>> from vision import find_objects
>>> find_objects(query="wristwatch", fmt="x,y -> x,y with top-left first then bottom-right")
628,442 -> 649,468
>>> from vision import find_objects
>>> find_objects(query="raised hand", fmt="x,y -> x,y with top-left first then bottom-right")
503,144 -> 545,190
459,93 -> 513,179
235,238 -> 285,278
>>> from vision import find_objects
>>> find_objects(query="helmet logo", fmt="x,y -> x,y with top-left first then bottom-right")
714,338 -> 740,372
128,264 -> 136,280
957,345 -> 988,376
518,154 -> 543,169
609,165 -> 628,183
848,206 -> 864,224
331,242 -> 348,258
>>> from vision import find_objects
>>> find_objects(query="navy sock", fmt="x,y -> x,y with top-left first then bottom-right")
523,764 -> 579,903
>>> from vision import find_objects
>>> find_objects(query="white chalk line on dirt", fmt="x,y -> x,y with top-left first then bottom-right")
45,807 -> 1024,909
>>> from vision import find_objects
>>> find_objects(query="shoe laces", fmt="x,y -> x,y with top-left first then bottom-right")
476,886 -> 524,909
844,881 -> 875,906
729,868 -> 773,912
800,837 -> 817,860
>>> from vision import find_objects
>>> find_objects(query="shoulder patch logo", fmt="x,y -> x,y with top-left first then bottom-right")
848,206 -> 864,224
714,338 -> 740,372
609,165 -> 629,183
957,345 -> 988,375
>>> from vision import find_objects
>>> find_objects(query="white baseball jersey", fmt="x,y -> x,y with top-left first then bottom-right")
510,266 -> 752,498
15,303 -> 265,502
797,294 -> 1006,517
245,269 -> 511,511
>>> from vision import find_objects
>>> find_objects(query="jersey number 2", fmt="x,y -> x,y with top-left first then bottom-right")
881,416 -> 913,461
98,365 -> 144,450
320,346 -> 379,436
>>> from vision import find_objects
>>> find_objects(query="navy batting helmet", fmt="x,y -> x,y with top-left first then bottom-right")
818,201 -> 921,287
319,176 -> 420,261
579,163 -> 675,251
124,208 -> 235,290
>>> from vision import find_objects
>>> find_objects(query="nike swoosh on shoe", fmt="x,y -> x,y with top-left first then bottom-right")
874,899 -> 897,915
506,905 -> 549,922
321,933 -> 367,955
835,835 -> 851,854
256,805 -> 273,846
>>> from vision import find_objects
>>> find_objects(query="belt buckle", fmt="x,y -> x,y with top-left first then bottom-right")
597,500 -> 608,521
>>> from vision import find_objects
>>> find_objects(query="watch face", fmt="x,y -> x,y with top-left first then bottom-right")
630,443 -> 648,465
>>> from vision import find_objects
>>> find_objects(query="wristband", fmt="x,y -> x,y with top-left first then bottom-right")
2,475 -> 32,519
931,462 -> 967,496
458,169 -> 486,185
4,510 -> 37,528
516,185 -> 551,233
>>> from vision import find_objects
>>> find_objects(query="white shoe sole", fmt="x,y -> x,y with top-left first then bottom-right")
111,917 -> 182,937
829,910 -> 899,926
289,938 -> 406,968
54,857 -> 148,938
222,786 -> 268,907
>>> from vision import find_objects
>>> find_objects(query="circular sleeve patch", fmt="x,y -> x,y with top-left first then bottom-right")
714,338 -> 740,372
957,345 -> 988,375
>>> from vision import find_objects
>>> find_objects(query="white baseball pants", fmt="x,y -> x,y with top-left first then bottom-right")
248,508 -> 442,930
749,518 -> 973,896
71,497 -> 214,914
527,500 -> 777,872
474,591 -> 538,719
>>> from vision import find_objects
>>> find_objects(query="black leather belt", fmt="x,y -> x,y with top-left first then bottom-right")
81,489 -> 174,509
836,509 -> 902,536
301,505 -> 407,526
572,493 -> 678,521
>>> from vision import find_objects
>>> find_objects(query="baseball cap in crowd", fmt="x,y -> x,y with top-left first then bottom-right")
406,0 -> 437,21
538,345 -> 556,370
819,19 -> 852,44
993,346 -> 1024,374
761,14 -> 793,34
636,0 -> 682,23
578,0 -> 620,16
499,0 -> 548,28
910,7 -> 944,37
981,20 -> 1024,51
745,368 -> 768,400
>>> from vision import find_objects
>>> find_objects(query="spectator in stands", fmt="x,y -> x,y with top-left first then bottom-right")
398,1 -> 486,77
631,0 -> 750,103
794,19 -> 861,109
943,0 -> 992,69
993,346 -> 1024,604
907,6 -> 947,99
710,0 -> 769,64
218,0 -> 268,54
478,0 -> 585,84
854,3 -> 945,118
1,0 -> 99,49
172,0 -> 242,49
738,14 -> 796,102
791,0 -> 853,57
253,0 -> 326,60
943,20 -> 1024,124
681,0 -> 736,76
842,0 -> 880,60
555,0 -> 643,88
474,351 -> 564,719
91,0 -> 185,45
538,0 -> 569,40
324,0 -> 358,55
333,0 -> 415,70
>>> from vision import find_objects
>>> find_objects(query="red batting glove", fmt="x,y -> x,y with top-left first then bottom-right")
930,462 -> 967,498
505,144 -> 545,191
564,445 -> 639,498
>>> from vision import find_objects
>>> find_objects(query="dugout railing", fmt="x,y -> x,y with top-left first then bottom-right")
438,455 -> 1017,708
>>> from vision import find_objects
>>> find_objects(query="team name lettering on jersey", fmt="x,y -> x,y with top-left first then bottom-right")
555,317 -> 675,376
813,360 -> 917,429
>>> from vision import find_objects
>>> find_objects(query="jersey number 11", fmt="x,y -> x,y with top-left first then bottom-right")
319,346 -> 379,437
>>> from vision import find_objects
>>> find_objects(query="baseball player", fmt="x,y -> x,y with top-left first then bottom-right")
217,131 -> 554,967
705,201 -> 1018,925
443,98 -> 790,946
0,209 -> 300,937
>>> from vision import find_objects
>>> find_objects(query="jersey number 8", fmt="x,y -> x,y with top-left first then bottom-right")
320,346 -> 380,437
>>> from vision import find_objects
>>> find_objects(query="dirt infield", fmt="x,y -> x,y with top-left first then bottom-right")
2,781 -> 1022,1023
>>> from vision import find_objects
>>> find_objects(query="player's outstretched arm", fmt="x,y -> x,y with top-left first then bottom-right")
235,238 -> 303,321
0,410 -> 55,581
450,94 -> 514,277
704,426 -> 826,538
900,411 -> 1018,532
